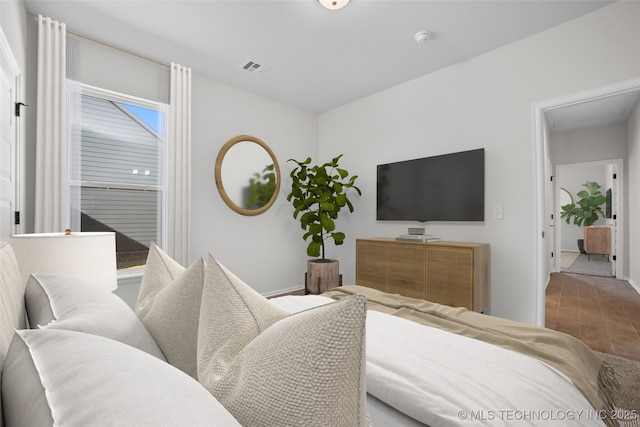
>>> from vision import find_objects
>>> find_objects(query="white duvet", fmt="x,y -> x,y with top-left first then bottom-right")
271,295 -> 607,427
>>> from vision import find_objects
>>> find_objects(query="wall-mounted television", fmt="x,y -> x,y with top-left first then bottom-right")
376,148 -> 485,222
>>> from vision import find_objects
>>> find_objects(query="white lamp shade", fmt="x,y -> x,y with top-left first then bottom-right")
10,232 -> 118,292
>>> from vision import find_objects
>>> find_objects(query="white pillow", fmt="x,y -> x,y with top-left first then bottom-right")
1,329 -> 241,427
135,242 -> 205,377
198,255 -> 368,427
24,273 -> 165,360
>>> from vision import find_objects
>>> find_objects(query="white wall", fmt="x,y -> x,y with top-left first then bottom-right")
549,123 -> 628,165
190,74 -> 318,295
628,101 -> 640,291
317,1 -> 640,324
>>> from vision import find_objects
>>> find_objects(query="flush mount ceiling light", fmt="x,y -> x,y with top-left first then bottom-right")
318,0 -> 350,10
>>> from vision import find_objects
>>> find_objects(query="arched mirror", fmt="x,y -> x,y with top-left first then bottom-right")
215,135 -> 281,216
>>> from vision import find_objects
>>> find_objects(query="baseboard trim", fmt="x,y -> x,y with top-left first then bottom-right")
628,278 -> 640,295
263,286 -> 305,298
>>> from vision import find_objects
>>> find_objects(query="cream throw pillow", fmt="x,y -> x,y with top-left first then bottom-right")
198,255 -> 368,427
25,273 -> 165,360
136,243 -> 205,378
2,329 -> 241,427
197,255 -> 289,383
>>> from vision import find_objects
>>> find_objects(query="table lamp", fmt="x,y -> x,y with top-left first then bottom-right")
10,230 -> 118,291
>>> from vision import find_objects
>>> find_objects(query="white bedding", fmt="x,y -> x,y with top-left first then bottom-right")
271,295 -> 607,427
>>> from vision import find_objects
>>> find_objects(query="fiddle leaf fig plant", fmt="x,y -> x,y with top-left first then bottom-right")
287,154 -> 361,259
560,181 -> 606,227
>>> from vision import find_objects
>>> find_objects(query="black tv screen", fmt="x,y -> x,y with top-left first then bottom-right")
376,148 -> 485,221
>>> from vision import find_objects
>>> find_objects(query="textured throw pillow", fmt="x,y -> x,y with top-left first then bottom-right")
197,255 -> 289,383
135,243 -> 205,377
1,329 -> 241,427
24,273 -> 165,360
198,255 -> 368,427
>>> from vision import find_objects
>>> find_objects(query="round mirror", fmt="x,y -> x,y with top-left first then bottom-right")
560,187 -> 573,207
215,135 -> 281,216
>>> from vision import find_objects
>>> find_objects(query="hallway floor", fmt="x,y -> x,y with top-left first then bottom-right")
546,272 -> 640,362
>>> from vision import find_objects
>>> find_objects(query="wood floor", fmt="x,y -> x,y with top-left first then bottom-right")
546,272 -> 640,362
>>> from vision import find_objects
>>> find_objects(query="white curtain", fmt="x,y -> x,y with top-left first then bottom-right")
35,15 -> 67,233
168,63 -> 192,265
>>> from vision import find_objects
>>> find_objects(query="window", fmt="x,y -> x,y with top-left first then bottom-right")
69,84 -> 168,270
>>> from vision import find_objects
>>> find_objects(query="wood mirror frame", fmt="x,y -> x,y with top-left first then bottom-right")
215,135 -> 281,216
560,187 -> 573,207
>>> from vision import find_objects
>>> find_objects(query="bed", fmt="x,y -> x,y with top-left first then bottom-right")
271,286 -> 631,427
1,240 -> 634,426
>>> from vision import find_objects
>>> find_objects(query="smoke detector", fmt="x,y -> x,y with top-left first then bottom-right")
414,31 -> 432,44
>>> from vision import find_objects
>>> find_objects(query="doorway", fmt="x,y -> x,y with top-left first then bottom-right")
554,160 -> 622,278
533,76 -> 640,327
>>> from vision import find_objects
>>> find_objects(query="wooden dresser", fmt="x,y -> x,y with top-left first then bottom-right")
583,226 -> 611,257
355,238 -> 490,312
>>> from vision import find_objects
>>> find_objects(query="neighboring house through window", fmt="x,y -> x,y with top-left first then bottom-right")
69,83 -> 168,270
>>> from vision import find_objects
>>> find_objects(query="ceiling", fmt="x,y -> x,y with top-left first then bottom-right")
24,0 -> 619,116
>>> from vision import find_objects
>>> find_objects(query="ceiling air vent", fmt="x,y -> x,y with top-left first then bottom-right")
239,59 -> 268,76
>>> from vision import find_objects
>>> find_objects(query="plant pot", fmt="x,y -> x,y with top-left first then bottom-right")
305,259 -> 340,294
577,239 -> 586,254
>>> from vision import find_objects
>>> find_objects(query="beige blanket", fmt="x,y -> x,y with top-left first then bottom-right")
323,285 -> 620,427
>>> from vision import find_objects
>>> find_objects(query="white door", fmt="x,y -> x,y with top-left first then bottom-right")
607,162 -> 622,278
0,32 -> 20,242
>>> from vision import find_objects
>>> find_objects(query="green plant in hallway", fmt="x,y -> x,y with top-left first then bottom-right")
560,181 -> 606,227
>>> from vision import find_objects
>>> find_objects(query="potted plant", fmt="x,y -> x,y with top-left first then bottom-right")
560,181 -> 606,253
287,154 -> 361,294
